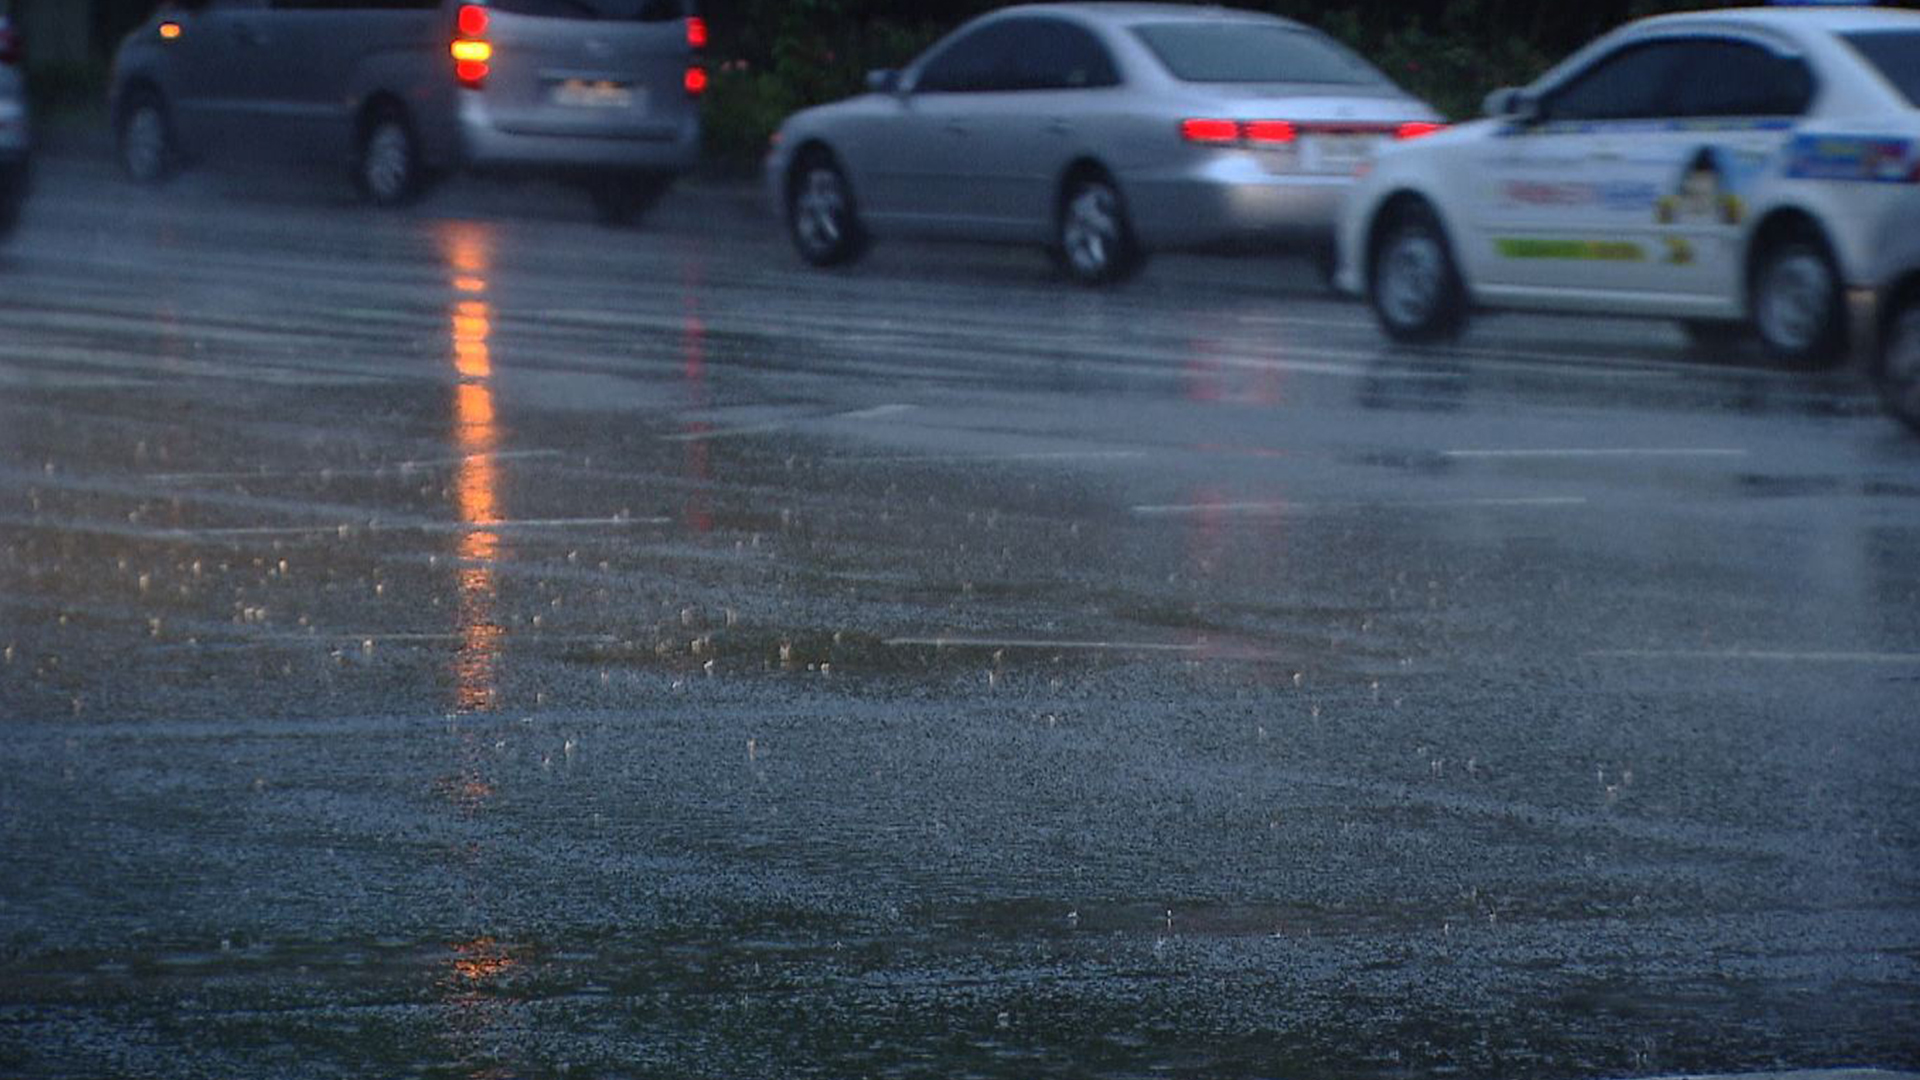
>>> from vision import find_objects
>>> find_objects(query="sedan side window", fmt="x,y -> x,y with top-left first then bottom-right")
914,22 -> 1022,94
1542,41 -> 1690,123
1008,18 -> 1121,91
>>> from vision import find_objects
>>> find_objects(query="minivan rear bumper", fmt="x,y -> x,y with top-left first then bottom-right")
458,99 -> 699,175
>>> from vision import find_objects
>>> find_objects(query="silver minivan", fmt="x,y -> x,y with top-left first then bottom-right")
109,0 -> 704,221
0,0 -> 27,241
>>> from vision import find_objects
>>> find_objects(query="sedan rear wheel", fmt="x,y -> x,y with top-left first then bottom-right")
1369,201 -> 1465,342
788,157 -> 866,268
1056,176 -> 1140,286
1880,294 -> 1920,436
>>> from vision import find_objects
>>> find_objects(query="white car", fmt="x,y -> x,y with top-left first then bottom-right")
1335,6 -> 1920,365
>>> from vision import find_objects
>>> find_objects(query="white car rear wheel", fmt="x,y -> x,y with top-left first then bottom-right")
1880,295 -> 1920,436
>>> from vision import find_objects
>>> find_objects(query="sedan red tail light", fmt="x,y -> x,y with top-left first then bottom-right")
1243,120 -> 1298,145
1180,118 -> 1240,144
1183,119 -> 1299,146
1396,122 -> 1446,140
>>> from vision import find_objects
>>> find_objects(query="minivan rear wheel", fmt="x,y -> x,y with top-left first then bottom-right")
355,108 -> 424,207
118,89 -> 177,186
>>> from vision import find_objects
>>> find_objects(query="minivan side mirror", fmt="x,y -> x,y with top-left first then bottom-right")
1483,87 -> 1539,122
866,69 -> 900,95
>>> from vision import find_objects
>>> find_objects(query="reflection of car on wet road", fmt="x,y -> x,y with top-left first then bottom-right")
0,0 -> 27,242
1336,7 -> 1920,366
766,3 -> 1441,285
107,0 -> 705,221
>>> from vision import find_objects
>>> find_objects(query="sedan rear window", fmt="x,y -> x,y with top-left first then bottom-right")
490,0 -> 691,19
1134,22 -> 1387,86
1845,31 -> 1920,108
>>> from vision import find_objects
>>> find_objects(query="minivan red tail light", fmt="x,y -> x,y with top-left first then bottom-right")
452,3 -> 490,89
1396,122 -> 1445,140
684,66 -> 709,97
686,16 -> 708,50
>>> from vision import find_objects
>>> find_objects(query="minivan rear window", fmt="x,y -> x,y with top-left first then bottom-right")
1845,31 -> 1920,108
1134,22 -> 1387,86
491,0 -> 691,19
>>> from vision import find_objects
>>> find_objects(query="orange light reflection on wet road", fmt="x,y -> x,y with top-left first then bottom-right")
443,223 -> 503,713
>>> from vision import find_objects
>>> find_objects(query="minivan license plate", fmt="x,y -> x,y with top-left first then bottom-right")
552,80 -> 636,109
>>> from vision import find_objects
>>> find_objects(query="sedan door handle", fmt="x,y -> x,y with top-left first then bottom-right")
232,22 -> 265,45
943,122 -> 970,137
1045,119 -> 1073,136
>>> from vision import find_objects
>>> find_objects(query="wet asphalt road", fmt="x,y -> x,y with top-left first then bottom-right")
2,150 -> 1919,1080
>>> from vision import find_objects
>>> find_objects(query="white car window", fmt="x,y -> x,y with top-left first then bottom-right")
1670,40 -> 1813,118
1544,40 -> 1692,122
1845,30 -> 1920,108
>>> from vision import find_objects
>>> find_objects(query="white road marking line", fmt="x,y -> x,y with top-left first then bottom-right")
146,450 -> 566,483
1132,496 -> 1588,516
664,404 -> 919,443
249,633 -> 624,646
1,517 -> 670,541
1587,649 -> 1920,665
1442,448 -> 1749,460
834,403 -> 919,421
886,636 -> 1206,653
850,450 -> 1149,464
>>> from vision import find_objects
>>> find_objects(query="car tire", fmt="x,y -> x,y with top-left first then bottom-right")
787,153 -> 867,268
1055,174 -> 1141,286
1878,287 -> 1920,437
117,88 -> 178,187
1749,225 -> 1845,367
1369,200 -> 1467,343
355,106 -> 425,208
589,172 -> 671,227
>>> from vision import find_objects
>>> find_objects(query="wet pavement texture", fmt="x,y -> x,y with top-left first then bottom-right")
2,154 -> 1918,1080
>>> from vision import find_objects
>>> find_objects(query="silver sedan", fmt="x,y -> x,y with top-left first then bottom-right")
765,2 -> 1441,284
